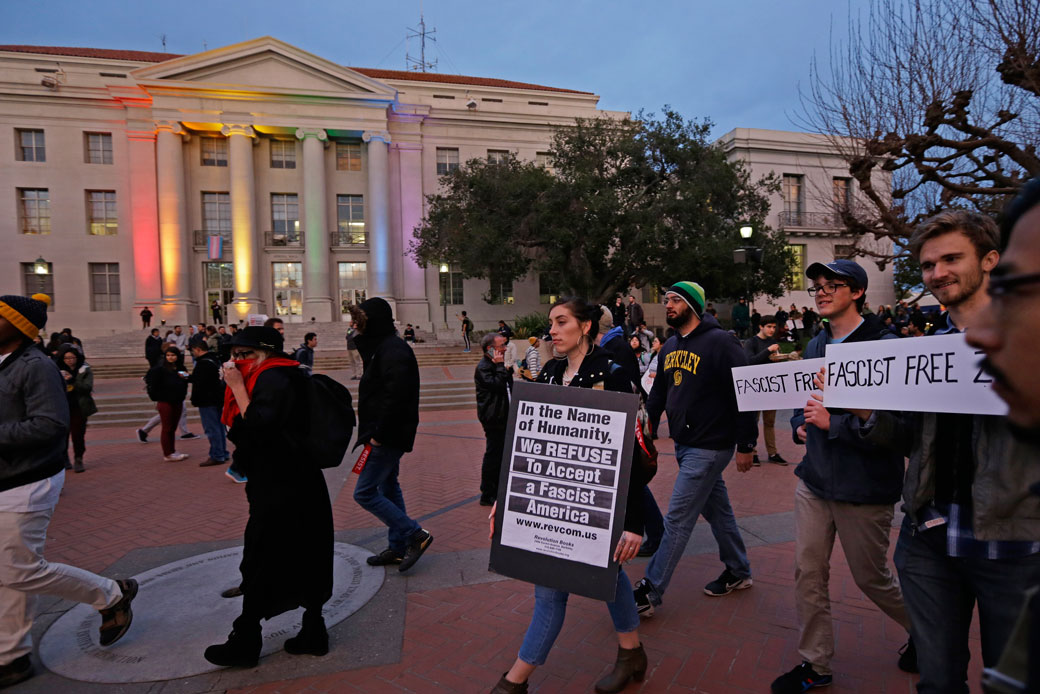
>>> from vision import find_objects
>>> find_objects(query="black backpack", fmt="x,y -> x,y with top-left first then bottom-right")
304,374 -> 356,468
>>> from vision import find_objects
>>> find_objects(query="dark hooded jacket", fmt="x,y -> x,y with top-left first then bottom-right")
55,344 -> 97,417
145,350 -> 189,403
355,298 -> 420,452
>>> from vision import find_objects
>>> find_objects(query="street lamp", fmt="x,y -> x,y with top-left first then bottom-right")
439,263 -> 450,329
739,225 -> 754,239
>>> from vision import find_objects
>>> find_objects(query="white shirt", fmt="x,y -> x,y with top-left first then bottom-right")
0,351 -> 66,512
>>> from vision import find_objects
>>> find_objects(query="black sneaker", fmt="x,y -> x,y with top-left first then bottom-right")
768,454 -> 789,466
221,585 -> 243,598
367,548 -> 404,566
771,661 -> 832,692
632,577 -> 659,617
180,432 -> 200,440
0,654 -> 33,688
136,428 -> 148,443
398,529 -> 433,572
897,636 -> 918,673
752,455 -> 761,467
703,569 -> 752,596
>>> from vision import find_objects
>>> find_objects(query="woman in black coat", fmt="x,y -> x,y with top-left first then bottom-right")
144,346 -> 189,461
203,326 -> 334,669
490,297 -> 651,694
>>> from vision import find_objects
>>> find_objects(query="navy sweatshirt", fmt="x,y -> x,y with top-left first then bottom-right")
647,320 -> 757,451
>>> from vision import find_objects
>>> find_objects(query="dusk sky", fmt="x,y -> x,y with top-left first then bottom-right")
5,0 -> 857,137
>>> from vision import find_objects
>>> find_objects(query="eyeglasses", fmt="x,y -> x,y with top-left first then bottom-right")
231,350 -> 256,359
807,282 -> 849,297
988,271 -> 1040,299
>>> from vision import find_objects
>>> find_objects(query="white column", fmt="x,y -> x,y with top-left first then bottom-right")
392,141 -> 431,328
363,131 -> 393,306
125,123 -> 162,325
154,121 -> 196,322
297,128 -> 332,321
222,124 -> 263,319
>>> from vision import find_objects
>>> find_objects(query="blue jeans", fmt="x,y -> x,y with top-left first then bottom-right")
894,517 -> 1040,694
518,569 -> 639,666
352,445 -> 421,554
198,406 -> 228,462
644,444 -> 750,597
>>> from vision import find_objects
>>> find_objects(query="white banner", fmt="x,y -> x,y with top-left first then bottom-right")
732,358 -> 827,412
823,333 -> 1007,415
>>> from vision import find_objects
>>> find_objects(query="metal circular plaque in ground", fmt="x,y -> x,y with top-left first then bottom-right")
38,543 -> 383,683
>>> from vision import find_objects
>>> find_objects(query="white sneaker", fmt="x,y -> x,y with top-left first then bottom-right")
163,453 -> 189,462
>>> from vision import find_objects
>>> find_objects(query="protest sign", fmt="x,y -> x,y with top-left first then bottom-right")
490,380 -> 638,601
246,313 -> 269,327
731,358 -> 826,412
823,332 -> 1007,415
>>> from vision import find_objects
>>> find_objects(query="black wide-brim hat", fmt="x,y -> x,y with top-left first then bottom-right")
229,326 -> 284,353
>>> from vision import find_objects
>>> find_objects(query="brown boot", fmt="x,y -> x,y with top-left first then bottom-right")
490,673 -> 528,694
594,644 -> 647,693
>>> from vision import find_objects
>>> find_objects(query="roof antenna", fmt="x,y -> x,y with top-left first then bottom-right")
406,1 -> 437,72
159,33 -> 167,52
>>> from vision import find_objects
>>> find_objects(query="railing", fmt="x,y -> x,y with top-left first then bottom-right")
264,230 -> 304,247
193,229 -> 233,247
777,211 -> 842,229
330,230 -> 367,248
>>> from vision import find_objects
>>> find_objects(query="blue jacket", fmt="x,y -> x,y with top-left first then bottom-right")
790,314 -> 905,504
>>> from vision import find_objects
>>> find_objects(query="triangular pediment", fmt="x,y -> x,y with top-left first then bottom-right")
131,37 -> 396,99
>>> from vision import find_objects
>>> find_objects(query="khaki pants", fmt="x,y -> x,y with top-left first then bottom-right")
794,480 -> 910,674
0,507 -> 121,665
758,410 -> 777,456
348,349 -> 363,378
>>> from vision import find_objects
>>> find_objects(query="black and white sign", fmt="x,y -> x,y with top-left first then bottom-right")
490,381 -> 638,601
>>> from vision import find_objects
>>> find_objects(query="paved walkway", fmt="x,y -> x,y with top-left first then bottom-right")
15,403 -> 985,693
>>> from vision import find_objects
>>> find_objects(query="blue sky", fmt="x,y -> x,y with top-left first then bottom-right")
4,0 -> 856,136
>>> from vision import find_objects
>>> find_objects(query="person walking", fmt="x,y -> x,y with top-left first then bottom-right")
0,293 -> 138,688
139,306 -> 152,329
743,315 -> 787,466
345,322 -> 362,380
490,296 -> 651,694
633,281 -> 757,618
475,333 -> 511,506
770,259 -> 914,693
55,344 -> 97,474
626,295 -> 644,337
459,311 -> 474,352
145,346 -> 191,462
188,337 -> 228,469
352,298 -> 432,572
522,336 -> 543,381
293,332 -> 316,374
203,326 -> 334,668
145,328 -> 163,367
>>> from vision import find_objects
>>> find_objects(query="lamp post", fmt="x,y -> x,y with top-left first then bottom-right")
32,256 -> 49,294
439,263 -> 450,330
733,226 -> 759,306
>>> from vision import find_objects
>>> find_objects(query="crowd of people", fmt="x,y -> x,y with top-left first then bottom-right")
0,178 -> 1037,691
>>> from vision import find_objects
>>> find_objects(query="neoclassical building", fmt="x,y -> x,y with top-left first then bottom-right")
2,38 -> 893,337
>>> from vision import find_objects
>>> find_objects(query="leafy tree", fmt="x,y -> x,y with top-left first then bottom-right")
410,110 -> 790,304
801,0 -> 1039,265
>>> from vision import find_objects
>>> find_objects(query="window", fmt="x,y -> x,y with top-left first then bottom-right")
21,262 -> 54,308
272,262 -> 303,317
538,273 -> 561,305
834,244 -> 857,260
336,195 -> 365,244
89,263 -> 120,311
271,194 -> 300,242
86,191 -> 118,235
642,285 -> 661,304
85,132 -> 113,164
336,142 -> 362,171
18,188 -> 50,235
487,149 -> 509,164
436,147 -> 459,175
16,129 -> 45,162
338,262 -> 367,314
202,192 -> 231,233
439,264 -> 464,305
535,151 -> 554,173
487,277 -> 514,304
201,137 -> 228,167
788,244 -> 807,291
783,175 -> 803,216
269,140 -> 296,169
832,177 -> 851,209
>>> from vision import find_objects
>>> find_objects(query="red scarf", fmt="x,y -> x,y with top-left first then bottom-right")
221,357 -> 300,427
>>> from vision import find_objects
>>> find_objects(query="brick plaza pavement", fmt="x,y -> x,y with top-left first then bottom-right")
26,379 -> 986,693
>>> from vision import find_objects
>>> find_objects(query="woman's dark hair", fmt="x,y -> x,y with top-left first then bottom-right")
162,346 -> 184,370
550,296 -> 603,342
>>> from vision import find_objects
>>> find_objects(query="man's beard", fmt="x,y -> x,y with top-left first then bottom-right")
931,266 -> 984,307
666,303 -> 694,328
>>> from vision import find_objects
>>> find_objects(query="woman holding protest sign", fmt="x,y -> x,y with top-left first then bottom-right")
489,297 -> 652,694
202,326 -> 334,669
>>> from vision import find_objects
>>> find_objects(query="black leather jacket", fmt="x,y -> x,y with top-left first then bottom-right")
475,355 -> 511,428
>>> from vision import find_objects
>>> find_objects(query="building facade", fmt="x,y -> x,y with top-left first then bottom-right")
1,39 -> 894,338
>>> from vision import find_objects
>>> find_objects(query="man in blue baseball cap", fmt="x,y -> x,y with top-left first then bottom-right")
771,260 -> 916,693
